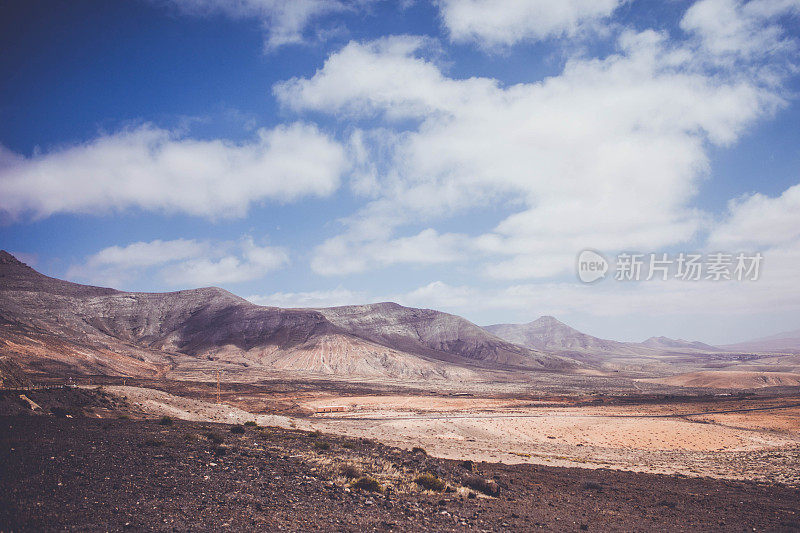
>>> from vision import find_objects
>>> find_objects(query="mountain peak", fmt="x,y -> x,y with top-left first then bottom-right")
0,250 -> 25,266
531,315 -> 565,326
484,316 -> 630,355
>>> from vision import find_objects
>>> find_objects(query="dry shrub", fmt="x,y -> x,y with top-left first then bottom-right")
204,431 -> 224,444
340,464 -> 362,479
414,472 -> 446,492
353,476 -> 383,493
463,475 -> 499,496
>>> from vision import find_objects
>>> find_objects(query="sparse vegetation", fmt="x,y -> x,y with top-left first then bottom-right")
143,438 -> 164,447
414,472 -> 446,492
244,421 -> 258,427
463,475 -> 499,496
411,446 -> 427,455
352,476 -> 383,493
339,464 -> 362,479
204,431 -> 224,444
230,424 -> 245,434
459,460 -> 474,471
313,440 -> 330,450
214,446 -> 227,456
158,416 -> 173,426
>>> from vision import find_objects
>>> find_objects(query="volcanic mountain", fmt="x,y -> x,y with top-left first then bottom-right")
0,251 -> 572,380
316,303 -> 567,368
483,316 -> 637,356
484,316 -> 719,357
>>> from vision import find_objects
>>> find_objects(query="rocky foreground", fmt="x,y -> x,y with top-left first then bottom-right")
1,390 -> 799,532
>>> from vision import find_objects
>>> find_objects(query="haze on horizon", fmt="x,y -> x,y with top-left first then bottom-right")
1,0 -> 800,345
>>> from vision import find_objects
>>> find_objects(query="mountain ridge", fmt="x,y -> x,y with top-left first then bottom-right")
0,251 -> 574,380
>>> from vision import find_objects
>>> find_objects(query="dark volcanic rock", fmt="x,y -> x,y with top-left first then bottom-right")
2,409 -> 799,532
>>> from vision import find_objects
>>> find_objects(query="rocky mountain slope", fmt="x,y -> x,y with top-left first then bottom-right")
0,251 -> 573,380
484,316 -> 643,356
317,303 -> 569,369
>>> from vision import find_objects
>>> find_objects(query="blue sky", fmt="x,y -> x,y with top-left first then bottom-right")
1,0 -> 800,344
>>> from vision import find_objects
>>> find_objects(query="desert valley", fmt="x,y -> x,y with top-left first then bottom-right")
2,250 -> 799,530
5,0 -> 800,529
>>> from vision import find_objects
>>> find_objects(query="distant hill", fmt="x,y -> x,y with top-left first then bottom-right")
484,316 -> 720,356
718,329 -> 800,353
0,251 -> 576,381
484,316 -> 634,355
641,336 -> 721,352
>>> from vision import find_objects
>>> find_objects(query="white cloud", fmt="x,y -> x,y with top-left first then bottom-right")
311,228 -> 470,275
0,123 -> 346,220
279,24 -> 786,278
437,0 -> 626,48
396,254 -> 800,323
399,280 -> 476,308
708,183 -> 800,250
156,0 -> 352,50
247,287 -> 366,308
68,237 -> 288,288
275,36 -> 461,120
84,239 -> 207,269
681,0 -> 800,64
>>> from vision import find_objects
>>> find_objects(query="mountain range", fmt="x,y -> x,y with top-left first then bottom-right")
0,251 -> 570,381
483,316 -> 720,356
1,251 -> 797,383
719,329 -> 800,353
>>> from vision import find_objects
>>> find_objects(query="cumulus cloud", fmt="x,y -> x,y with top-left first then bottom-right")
83,239 -> 207,269
278,22 -> 787,278
247,287 -> 366,308
68,237 -> 288,288
0,123 -> 346,220
311,228 -> 470,275
437,0 -> 626,48
708,183 -> 800,250
155,0 -> 355,50
681,0 -> 800,64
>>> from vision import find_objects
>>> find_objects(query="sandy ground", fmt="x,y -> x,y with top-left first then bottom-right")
99,386 -> 800,487
102,386 -> 298,429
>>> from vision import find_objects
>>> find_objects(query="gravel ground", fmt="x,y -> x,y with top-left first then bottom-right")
2,410 -> 800,532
